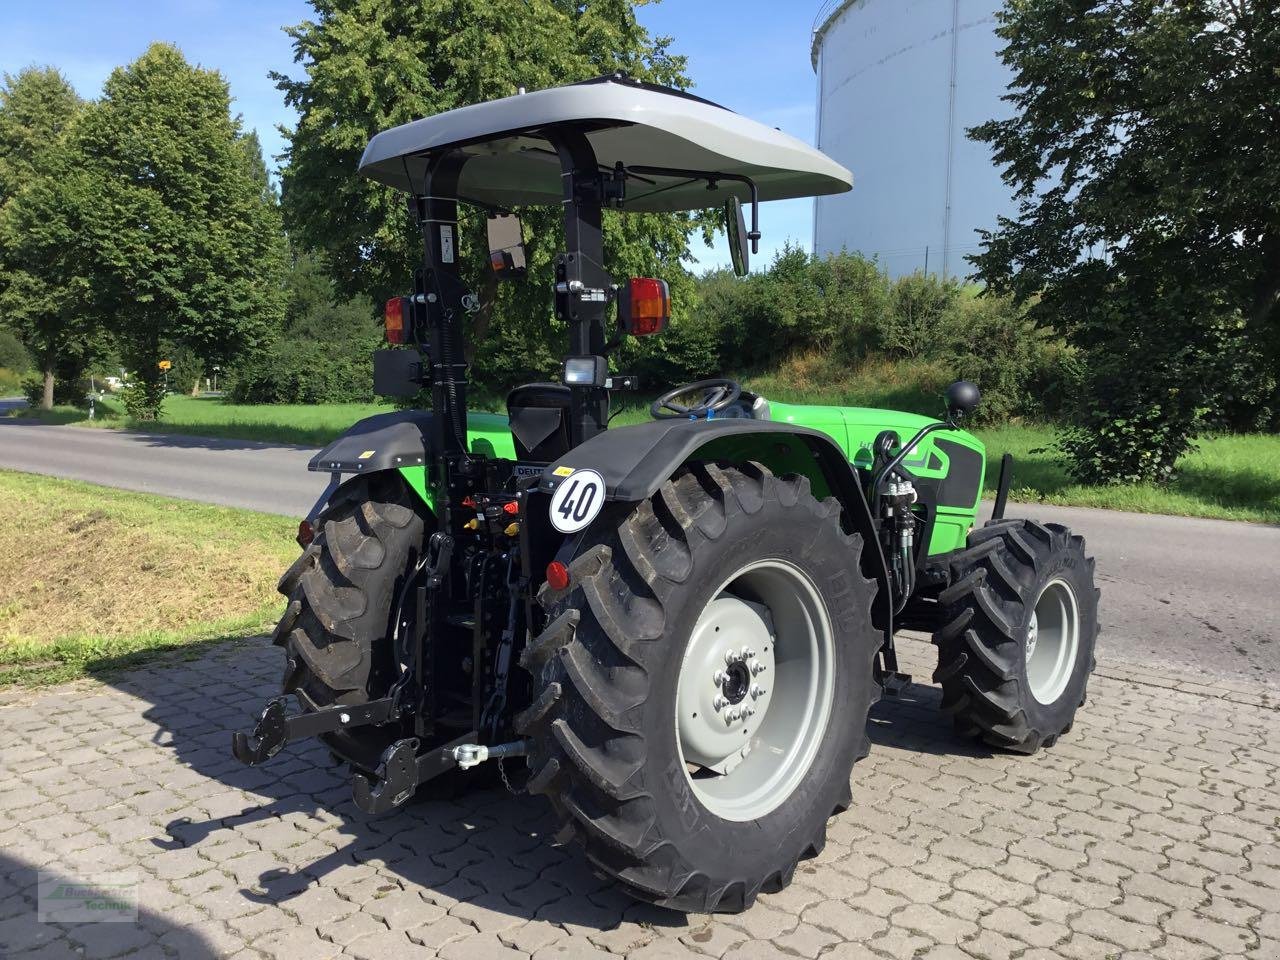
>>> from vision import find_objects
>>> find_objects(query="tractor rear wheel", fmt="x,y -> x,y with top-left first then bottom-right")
932,518 -> 1098,754
518,462 -> 879,913
271,473 -> 425,746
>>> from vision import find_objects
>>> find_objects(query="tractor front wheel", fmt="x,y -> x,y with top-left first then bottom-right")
932,518 -> 1099,754
518,462 -> 880,913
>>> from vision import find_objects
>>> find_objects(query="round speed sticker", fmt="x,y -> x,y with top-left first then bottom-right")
548,469 -> 606,533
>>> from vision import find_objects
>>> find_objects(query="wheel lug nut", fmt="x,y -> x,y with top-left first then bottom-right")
712,696 -> 725,710
751,662 -> 766,675
724,649 -> 737,665
713,670 -> 724,685
743,647 -> 755,659
746,706 -> 756,717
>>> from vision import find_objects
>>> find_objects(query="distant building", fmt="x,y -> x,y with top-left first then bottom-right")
811,0 -> 1015,278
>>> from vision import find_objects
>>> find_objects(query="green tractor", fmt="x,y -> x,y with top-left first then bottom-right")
233,75 -> 1099,912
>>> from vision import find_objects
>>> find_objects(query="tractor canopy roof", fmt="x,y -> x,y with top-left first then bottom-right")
358,75 -> 852,212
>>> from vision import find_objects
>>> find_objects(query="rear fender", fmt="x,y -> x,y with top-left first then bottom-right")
537,419 -> 893,640
307,410 -> 438,513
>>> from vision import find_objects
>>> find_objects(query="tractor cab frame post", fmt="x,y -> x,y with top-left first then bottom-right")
413,154 -> 471,484
550,129 -> 612,448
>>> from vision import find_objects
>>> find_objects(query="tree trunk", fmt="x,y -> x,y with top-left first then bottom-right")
41,369 -> 55,410
190,377 -> 201,397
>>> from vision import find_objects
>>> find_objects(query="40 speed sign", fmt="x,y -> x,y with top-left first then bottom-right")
548,469 -> 606,533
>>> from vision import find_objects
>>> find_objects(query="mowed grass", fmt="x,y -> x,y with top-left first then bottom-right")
0,470 -> 298,685
11,373 -> 1279,524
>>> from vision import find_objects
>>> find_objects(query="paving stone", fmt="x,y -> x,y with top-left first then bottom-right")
436,931 -> 529,959
2,637 -> 1277,960
1165,908 -> 1257,955
344,928 -> 437,960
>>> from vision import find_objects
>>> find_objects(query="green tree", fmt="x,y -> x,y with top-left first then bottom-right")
74,44 -> 287,419
0,67 -> 89,409
276,0 -> 706,389
970,0 -> 1280,483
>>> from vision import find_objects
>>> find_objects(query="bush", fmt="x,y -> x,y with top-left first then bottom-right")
0,329 -> 31,373
227,340 -> 376,404
940,292 -> 1075,423
881,272 -> 961,359
682,251 -> 1073,424
21,368 -> 93,407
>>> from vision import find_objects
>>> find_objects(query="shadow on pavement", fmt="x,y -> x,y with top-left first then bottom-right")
866,678 -> 993,759
75,635 -> 982,933
0,850 -> 228,958
97,641 -> 683,932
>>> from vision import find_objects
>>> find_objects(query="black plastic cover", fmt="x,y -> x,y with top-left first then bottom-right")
308,410 -> 435,473
373,348 -> 423,397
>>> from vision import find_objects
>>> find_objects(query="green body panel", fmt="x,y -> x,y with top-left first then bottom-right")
768,401 -> 985,555
396,412 -> 517,514
392,402 -> 984,557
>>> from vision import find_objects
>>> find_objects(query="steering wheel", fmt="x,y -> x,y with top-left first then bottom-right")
650,378 -> 743,420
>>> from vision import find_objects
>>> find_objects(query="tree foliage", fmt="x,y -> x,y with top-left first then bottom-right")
229,252 -> 382,404
970,0 -> 1280,482
72,44 -> 287,419
275,0 -> 707,388
0,67 -> 88,408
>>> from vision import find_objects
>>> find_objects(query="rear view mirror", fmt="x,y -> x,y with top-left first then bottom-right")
724,196 -> 749,276
487,213 -> 527,280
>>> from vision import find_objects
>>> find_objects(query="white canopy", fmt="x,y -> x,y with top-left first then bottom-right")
358,77 -> 853,212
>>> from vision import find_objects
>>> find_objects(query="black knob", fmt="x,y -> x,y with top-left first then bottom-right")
945,380 -> 981,419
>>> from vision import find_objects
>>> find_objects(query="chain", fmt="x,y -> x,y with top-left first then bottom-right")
496,757 -> 524,796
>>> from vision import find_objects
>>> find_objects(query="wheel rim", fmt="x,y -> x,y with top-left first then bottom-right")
675,559 -> 835,822
1026,577 -> 1080,705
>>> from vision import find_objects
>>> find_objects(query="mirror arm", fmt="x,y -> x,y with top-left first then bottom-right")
870,418 -> 958,503
626,165 -> 761,253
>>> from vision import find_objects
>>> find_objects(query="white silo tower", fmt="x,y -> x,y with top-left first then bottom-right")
811,0 -> 1015,278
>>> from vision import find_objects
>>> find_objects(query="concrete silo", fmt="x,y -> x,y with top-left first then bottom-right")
811,0 -> 1015,277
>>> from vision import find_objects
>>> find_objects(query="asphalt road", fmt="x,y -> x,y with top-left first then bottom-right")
1,417 -> 1276,685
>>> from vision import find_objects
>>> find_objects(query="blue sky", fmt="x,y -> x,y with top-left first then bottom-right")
0,0 -> 823,270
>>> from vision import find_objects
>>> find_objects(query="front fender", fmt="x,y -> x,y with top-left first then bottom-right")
538,419 -> 893,640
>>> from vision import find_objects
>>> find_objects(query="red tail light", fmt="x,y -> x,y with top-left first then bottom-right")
545,561 -> 571,592
384,297 -> 408,344
297,519 -> 314,548
618,278 -> 670,337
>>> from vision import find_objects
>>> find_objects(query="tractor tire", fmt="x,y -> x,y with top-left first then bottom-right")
932,518 -> 1099,754
518,461 -> 879,913
271,473 -> 426,714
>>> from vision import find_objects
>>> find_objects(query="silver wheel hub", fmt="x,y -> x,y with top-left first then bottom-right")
675,559 -> 835,822
677,597 -> 776,776
1026,577 -> 1080,706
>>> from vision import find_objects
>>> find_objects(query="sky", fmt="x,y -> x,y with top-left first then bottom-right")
0,0 -> 825,271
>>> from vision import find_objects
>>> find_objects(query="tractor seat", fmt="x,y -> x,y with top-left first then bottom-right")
507,383 -> 572,462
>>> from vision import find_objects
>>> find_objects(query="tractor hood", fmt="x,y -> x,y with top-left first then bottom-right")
358,75 -> 852,212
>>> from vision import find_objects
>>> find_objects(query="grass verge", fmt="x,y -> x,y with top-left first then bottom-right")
0,470 -> 297,686
9,394 -> 394,446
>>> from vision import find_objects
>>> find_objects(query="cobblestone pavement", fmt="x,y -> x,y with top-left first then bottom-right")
0,636 -> 1276,960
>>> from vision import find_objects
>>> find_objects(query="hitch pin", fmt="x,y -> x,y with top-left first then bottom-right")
451,740 -> 528,770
